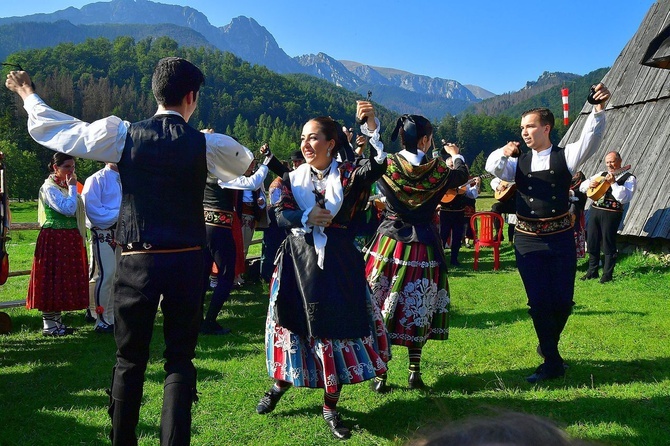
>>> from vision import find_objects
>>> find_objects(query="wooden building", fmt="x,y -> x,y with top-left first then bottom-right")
560,0 -> 670,251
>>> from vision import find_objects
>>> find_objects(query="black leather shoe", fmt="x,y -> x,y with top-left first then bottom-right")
370,377 -> 390,393
599,276 -> 612,284
408,371 -> 426,389
256,389 -> 283,414
526,364 -> 565,383
325,414 -> 351,440
580,273 -> 598,281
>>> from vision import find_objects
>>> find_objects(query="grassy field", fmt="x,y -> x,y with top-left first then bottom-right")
1,198 -> 669,445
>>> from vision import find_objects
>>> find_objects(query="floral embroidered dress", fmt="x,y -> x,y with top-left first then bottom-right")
364,153 -> 468,348
27,176 -> 89,312
264,157 -> 390,394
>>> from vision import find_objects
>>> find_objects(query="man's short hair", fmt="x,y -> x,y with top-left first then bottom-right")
521,107 -> 555,131
152,57 -> 205,106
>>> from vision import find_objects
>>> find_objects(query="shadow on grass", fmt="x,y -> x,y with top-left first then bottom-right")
347,386 -> 670,445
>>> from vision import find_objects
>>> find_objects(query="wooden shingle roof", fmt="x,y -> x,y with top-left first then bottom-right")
560,1 -> 670,241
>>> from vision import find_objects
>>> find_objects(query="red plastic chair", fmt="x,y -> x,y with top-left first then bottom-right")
470,212 -> 504,271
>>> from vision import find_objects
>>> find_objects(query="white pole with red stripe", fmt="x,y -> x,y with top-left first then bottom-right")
561,88 -> 569,126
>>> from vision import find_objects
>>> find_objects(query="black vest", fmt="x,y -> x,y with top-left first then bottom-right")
515,147 -> 571,219
116,114 -> 208,248
203,174 -> 237,212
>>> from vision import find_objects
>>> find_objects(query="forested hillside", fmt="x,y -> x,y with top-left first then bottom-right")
0,36 -> 602,199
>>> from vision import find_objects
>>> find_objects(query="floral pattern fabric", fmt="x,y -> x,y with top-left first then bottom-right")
365,235 -> 450,347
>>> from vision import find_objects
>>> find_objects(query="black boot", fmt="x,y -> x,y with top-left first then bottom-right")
408,371 -> 426,389
600,254 -> 616,283
160,373 -> 196,445
527,310 -> 565,383
581,253 -> 599,280
324,411 -> 351,440
256,385 -> 287,414
370,373 -> 390,393
109,397 -> 141,446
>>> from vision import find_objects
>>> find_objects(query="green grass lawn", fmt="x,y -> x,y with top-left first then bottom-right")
1,199 -> 669,445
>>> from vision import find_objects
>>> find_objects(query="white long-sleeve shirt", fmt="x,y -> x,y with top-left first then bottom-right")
485,109 -> 606,181
22,94 -> 254,183
82,165 -> 122,229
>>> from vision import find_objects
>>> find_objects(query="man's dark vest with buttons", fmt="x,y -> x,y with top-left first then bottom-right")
515,147 -> 571,219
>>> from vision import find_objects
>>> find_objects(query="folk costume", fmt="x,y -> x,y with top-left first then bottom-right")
264,126 -> 389,391
28,174 -> 89,335
364,149 -> 468,388
579,167 -> 636,282
257,118 -> 389,440
202,164 -> 269,334
82,164 -> 122,333
486,108 -> 607,383
20,90 -> 253,446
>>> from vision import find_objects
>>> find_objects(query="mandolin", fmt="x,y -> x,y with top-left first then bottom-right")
586,164 -> 632,201
441,173 -> 493,204
494,180 -> 517,202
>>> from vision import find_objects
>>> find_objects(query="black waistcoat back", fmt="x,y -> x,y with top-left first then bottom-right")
116,114 -> 208,248
515,147 -> 571,219
203,174 -> 237,212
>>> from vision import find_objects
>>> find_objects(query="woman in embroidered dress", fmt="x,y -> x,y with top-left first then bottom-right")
255,101 -> 390,440
27,153 -> 88,336
364,115 -> 469,392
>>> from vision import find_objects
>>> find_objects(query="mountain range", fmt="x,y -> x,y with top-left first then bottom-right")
0,0 -> 593,120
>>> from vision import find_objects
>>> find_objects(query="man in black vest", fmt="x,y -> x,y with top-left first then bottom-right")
6,58 -> 254,445
485,84 -> 610,383
580,151 -> 636,283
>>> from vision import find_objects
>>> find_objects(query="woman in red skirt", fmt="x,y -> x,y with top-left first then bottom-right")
27,153 -> 88,336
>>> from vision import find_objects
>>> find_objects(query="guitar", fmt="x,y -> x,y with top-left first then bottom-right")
586,164 -> 632,201
441,173 -> 493,204
494,180 -> 517,202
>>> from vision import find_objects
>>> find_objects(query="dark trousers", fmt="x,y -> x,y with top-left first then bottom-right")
110,249 -> 204,446
440,209 -> 465,264
515,232 -> 576,374
586,207 -> 623,279
203,224 -> 236,322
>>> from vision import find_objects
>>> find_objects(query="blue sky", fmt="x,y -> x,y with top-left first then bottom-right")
1,0 -> 658,94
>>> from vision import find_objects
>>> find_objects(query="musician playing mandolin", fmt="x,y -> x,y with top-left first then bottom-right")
579,151 -> 636,283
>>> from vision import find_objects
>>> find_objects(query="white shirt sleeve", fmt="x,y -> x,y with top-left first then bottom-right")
360,117 -> 386,163
563,109 -> 606,174
610,175 -> 637,204
23,94 -> 128,163
82,169 -> 121,229
43,184 -> 79,217
217,165 -> 268,190
204,133 -> 256,183
465,183 -> 479,199
486,148 -> 516,181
